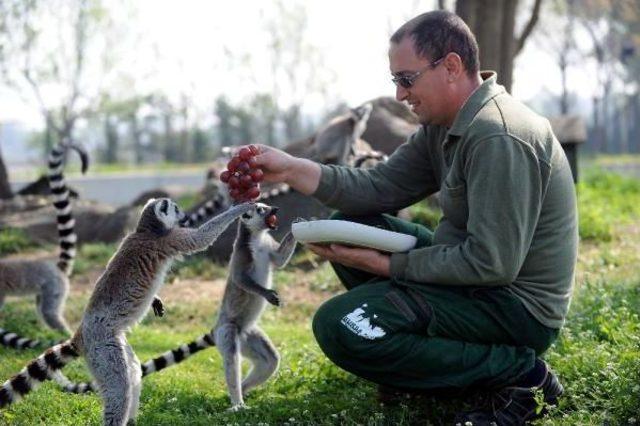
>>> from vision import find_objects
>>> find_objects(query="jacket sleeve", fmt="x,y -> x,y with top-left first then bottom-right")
390,135 -> 544,286
312,127 -> 440,215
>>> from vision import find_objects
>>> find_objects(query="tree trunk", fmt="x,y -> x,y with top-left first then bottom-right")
559,56 -> 569,114
592,96 -> 605,152
456,0 -> 541,94
632,93 -> 640,153
0,143 -> 12,199
130,113 -> 144,164
457,0 -> 517,92
104,115 -> 119,163
163,113 -> 176,162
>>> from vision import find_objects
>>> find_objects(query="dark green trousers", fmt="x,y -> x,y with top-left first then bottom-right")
312,213 -> 559,391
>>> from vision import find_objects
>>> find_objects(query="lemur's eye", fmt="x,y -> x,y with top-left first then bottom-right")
257,207 -> 265,215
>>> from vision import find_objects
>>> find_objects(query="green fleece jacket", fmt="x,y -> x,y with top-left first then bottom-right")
313,72 -> 578,329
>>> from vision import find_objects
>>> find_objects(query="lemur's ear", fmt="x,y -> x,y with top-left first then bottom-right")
159,200 -> 169,215
138,199 -> 171,236
350,103 -> 372,140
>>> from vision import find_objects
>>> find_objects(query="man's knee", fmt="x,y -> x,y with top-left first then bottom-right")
313,295 -> 390,362
312,299 -> 343,359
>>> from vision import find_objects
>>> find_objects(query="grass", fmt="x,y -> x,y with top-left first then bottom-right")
1,166 -> 639,424
0,229 -> 38,255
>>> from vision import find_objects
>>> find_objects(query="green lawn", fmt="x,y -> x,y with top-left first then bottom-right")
1,167 -> 639,425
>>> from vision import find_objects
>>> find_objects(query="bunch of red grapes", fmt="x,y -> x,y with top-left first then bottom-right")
220,145 -> 264,202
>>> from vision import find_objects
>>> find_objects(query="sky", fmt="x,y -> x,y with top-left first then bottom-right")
0,0 -> 601,129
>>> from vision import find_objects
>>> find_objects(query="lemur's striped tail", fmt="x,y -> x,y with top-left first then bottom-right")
183,195 -> 226,227
60,333 -> 216,394
142,333 -> 215,375
47,142 -> 89,277
0,341 -> 79,408
50,371 -> 94,394
0,327 -> 40,350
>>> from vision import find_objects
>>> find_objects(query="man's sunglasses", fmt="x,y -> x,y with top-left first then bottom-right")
391,56 -> 445,89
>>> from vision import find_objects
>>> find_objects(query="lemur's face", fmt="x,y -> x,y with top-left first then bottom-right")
154,198 -> 186,230
241,202 -> 278,232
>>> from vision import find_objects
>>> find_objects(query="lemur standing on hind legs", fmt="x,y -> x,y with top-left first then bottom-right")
0,142 -> 89,349
0,199 -> 253,426
59,203 -> 298,412
215,202 -> 297,410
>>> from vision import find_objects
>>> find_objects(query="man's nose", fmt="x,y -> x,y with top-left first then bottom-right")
395,85 -> 408,102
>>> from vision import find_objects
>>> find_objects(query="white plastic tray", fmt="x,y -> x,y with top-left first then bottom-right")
291,220 -> 417,253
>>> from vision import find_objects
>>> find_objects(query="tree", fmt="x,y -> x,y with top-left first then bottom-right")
569,0 -> 640,153
455,0 -> 544,92
0,137 -> 12,199
533,0 -> 582,115
218,1 -> 333,147
0,0 -> 125,157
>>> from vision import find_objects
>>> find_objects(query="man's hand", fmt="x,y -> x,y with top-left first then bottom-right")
252,144 -> 296,184
306,243 -> 391,278
252,144 -> 322,195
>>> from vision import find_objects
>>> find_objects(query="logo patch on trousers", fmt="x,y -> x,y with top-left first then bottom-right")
340,303 -> 386,340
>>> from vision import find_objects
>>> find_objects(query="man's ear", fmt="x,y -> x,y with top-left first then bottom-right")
443,52 -> 464,81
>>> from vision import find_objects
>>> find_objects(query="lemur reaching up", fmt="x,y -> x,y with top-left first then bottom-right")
0,142 -> 88,349
215,203 -> 297,410
59,203 -> 297,412
0,199 -> 253,426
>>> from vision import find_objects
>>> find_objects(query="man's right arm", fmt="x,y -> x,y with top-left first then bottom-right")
311,128 -> 440,215
253,147 -> 322,195
254,127 -> 440,215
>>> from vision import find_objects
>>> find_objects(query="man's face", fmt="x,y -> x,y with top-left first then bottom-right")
389,37 -> 449,126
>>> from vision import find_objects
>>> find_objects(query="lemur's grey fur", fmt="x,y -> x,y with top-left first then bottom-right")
0,199 -> 253,425
0,142 -> 88,349
58,203 -> 297,412
216,203 -> 297,410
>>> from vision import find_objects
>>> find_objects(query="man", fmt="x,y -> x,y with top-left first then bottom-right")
254,10 -> 577,425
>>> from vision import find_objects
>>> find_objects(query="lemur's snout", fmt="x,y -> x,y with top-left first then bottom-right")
265,207 -> 278,230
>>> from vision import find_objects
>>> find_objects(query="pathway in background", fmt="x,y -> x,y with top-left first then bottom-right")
11,170 -> 205,206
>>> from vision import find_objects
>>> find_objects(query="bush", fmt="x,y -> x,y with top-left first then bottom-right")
0,229 -> 37,255
577,168 -> 640,240
408,200 -> 442,230
72,243 -> 117,274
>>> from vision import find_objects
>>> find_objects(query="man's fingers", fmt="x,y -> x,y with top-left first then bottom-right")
253,153 -> 267,165
306,243 -> 336,259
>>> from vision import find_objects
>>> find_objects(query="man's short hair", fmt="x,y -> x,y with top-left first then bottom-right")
390,11 -> 479,76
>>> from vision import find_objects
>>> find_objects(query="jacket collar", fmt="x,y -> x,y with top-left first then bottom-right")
447,71 -> 506,137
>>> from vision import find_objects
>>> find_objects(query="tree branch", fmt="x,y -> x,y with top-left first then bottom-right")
515,0 -> 544,56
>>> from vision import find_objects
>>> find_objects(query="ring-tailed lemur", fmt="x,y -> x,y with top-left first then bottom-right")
59,203 -> 297,412
0,199 -> 253,425
0,142 -> 88,349
215,203 -> 297,410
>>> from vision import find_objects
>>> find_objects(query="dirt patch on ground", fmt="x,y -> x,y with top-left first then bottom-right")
158,275 -> 336,307
576,223 -> 640,286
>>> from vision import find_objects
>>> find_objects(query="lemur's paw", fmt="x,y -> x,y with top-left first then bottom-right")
227,403 -> 249,412
265,290 -> 281,307
152,297 -> 165,317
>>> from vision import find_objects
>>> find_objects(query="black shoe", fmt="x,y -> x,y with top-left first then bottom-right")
377,384 -> 471,405
453,362 -> 563,426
